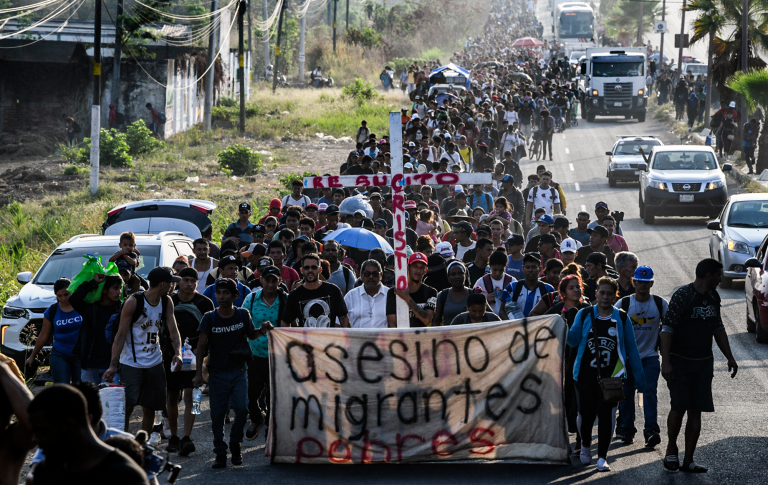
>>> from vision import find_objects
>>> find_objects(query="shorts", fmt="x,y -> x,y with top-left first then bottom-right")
164,357 -> 195,392
120,362 -> 167,411
667,355 -> 715,412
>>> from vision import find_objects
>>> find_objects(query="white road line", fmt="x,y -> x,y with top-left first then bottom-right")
562,134 -> 566,140
575,183 -> 580,191
569,163 -> 574,171
565,148 -> 570,154
581,204 -> 587,212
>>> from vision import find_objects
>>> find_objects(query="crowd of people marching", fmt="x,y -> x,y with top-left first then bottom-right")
0,0 -> 741,482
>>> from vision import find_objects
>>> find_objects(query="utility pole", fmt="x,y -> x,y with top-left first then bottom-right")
636,0 -> 643,47
238,0 -> 245,134
299,14 -> 305,84
246,0 -> 252,83
741,0 -> 748,125
262,0 -> 269,79
659,0 -> 665,72
203,0 -> 218,132
110,0 -> 123,109
90,0 -> 102,195
272,0 -> 286,93
345,0 -> 348,30
332,0 -> 337,53
677,0 -> 685,72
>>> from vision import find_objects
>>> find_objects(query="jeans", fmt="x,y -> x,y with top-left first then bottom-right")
619,356 -> 661,438
82,367 -> 119,385
208,366 -> 248,454
49,348 -> 82,384
542,133 -> 553,158
247,357 -> 269,425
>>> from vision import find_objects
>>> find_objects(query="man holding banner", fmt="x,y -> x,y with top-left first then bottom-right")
386,253 -> 437,328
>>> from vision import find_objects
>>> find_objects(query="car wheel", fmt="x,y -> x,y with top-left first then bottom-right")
637,112 -> 646,122
609,175 -> 617,187
624,114 -> 632,119
643,208 -> 654,224
756,301 -> 768,343
747,300 -> 757,333
639,193 -> 645,218
719,258 -> 732,289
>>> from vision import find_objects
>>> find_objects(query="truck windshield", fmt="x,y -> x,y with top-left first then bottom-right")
652,151 -> 718,170
559,11 -> 593,37
593,61 -> 644,77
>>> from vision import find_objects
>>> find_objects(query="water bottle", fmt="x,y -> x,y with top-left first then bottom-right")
507,302 -> 525,320
181,337 -> 196,371
153,410 -> 163,426
149,430 -> 162,445
191,387 -> 202,415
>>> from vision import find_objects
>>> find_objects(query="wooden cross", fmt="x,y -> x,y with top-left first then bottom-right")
304,113 -> 492,328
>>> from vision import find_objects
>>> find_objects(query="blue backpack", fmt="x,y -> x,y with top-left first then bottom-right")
688,93 -> 698,108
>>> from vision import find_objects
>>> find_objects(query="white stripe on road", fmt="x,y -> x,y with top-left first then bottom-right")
562,134 -> 566,139
581,204 -> 587,212
569,163 -> 574,171
575,183 -> 580,191
565,148 -> 570,154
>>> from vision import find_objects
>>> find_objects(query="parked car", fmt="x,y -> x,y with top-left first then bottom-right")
638,145 -> 731,224
102,199 -> 216,239
708,194 -> 768,288
744,237 -> 768,342
605,135 -> 660,186
0,232 -> 194,375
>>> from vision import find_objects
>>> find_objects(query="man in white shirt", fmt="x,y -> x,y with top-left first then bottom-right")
282,179 -> 312,209
524,170 -> 561,231
344,260 -> 390,328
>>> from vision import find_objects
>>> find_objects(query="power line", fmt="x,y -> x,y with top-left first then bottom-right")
0,0 -> 82,41
0,0 -> 86,48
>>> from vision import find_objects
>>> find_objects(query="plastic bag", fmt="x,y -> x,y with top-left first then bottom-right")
99,385 -> 125,431
67,254 -> 121,303
181,337 -> 196,371
338,195 -> 373,218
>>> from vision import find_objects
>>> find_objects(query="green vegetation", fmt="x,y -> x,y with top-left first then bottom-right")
62,165 -> 89,175
78,129 -> 133,168
217,144 -> 263,175
342,78 -> 380,105
278,172 -> 318,189
125,121 -> 165,155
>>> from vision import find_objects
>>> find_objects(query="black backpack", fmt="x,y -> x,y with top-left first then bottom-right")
710,111 -> 723,129
116,112 -> 126,124
73,121 -> 83,133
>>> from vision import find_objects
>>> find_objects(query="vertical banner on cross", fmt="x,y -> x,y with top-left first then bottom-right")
388,112 -> 410,328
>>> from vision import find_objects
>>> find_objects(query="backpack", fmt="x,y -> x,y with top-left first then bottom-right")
115,112 -> 126,124
157,111 -> 167,124
469,192 -> 493,211
283,194 -> 311,208
710,111 -> 723,128
688,93 -> 698,108
73,121 -> 82,133
481,273 -> 513,295
620,295 -> 665,350
510,280 -> 550,308
531,185 -> 557,207
126,292 -> 168,364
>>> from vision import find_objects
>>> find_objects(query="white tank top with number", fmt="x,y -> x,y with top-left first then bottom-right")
120,295 -> 164,368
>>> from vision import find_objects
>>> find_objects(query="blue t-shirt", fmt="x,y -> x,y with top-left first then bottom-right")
43,305 -> 83,356
223,221 -> 256,244
506,256 -> 525,281
203,280 -> 251,308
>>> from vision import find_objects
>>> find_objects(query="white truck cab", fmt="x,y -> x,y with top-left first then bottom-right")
580,48 -> 648,122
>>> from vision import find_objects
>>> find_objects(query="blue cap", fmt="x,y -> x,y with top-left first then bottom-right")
537,214 -> 555,225
634,266 -> 654,282
502,174 -> 514,183
374,218 -> 388,228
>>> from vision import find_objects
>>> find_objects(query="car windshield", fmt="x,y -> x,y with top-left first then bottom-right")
652,151 -> 718,170
614,139 -> 660,155
593,61 -> 644,77
34,246 -> 160,285
727,201 -> 768,228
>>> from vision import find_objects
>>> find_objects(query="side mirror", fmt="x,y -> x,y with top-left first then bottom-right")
706,221 -> 721,231
638,162 -> 648,171
745,257 -> 762,268
722,163 -> 732,172
605,151 -> 612,156
16,272 -> 32,285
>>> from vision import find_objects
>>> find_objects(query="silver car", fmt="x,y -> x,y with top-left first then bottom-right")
708,194 -> 768,288
606,136 -> 660,187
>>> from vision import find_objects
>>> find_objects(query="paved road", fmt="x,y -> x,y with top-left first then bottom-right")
147,114 -> 768,484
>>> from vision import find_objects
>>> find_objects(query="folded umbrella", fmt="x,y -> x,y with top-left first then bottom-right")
323,227 -> 394,254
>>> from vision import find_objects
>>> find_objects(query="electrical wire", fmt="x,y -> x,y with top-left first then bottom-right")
0,0 -> 67,26
0,0 -> 64,15
123,3 -> 226,47
127,0 -> 238,21
0,0 -> 85,48
0,0 -> 82,40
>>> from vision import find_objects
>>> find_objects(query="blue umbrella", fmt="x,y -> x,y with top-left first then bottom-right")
323,227 -> 394,254
649,53 -> 669,62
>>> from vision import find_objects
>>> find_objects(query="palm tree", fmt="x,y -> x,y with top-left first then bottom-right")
727,69 -> 768,173
684,0 -> 726,124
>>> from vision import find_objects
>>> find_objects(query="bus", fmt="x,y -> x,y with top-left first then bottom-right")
554,2 -> 595,45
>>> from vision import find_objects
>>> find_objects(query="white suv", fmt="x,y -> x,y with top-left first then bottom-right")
0,232 -> 194,374
638,145 -> 732,224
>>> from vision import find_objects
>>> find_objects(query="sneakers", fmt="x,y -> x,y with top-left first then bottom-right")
178,436 -> 196,456
246,414 -> 266,441
230,442 -> 243,466
645,432 -> 661,448
596,457 -> 611,472
580,445 -> 592,465
622,433 -> 635,445
212,454 -> 227,469
166,435 -> 180,453
614,426 -> 625,440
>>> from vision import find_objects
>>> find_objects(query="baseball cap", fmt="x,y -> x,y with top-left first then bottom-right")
401,107 -> 408,112
220,240 -> 238,256
251,224 -> 266,233
306,203 -> 318,211
256,256 -> 274,271
148,266 -> 181,284
729,101 -> 736,108
454,184 -> 464,193
502,174 -> 515,184
585,252 -> 607,266
261,265 -> 281,280
178,267 -> 199,280
560,238 -> 578,253
634,265 -> 655,281
214,278 -> 239,296
595,201 -> 609,210
587,225 -> 609,238
404,162 -> 414,170
354,209 -> 367,217
239,202 -> 251,211
374,218 -> 389,228
326,204 -> 340,215
318,203 -> 328,212
553,217 -> 570,229
408,141 -> 416,147
404,200 -> 418,210
537,214 -> 555,225
408,252 -> 429,266
369,191 -> 382,199
361,217 -> 374,229
506,234 -> 525,246
453,221 -> 474,233
218,255 -> 242,268
539,233 -> 557,245
435,241 -> 455,258
411,113 -> 420,119
476,224 -> 492,235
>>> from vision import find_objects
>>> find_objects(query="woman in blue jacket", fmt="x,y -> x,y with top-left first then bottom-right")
567,277 -> 645,472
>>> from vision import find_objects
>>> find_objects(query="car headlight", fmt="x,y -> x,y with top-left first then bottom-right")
612,163 -> 629,169
727,239 -> 750,254
648,178 -> 667,190
706,180 -> 724,190
638,89 -> 644,95
2,306 -> 29,320
592,89 -> 598,96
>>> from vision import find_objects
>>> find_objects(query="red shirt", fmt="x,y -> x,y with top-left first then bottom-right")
281,265 -> 300,289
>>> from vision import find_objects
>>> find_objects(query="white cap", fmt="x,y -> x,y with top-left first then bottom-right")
435,241 -> 455,258
729,101 -> 736,108
318,203 -> 328,212
411,113 -> 420,119
404,162 -> 414,169
417,164 -> 428,173
454,184 -> 463,193
560,237 -> 580,253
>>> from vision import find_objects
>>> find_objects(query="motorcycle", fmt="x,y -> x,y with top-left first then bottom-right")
310,76 -> 334,88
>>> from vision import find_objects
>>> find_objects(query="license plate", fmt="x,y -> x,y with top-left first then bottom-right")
634,170 -> 642,175
679,194 -> 694,202
614,102 -> 622,107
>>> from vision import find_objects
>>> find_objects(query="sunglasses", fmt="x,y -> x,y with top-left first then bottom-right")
254,234 -> 265,238
303,265 -> 319,270
362,271 -> 381,278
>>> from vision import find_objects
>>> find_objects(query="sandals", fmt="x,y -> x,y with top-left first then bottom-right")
663,455 -> 680,471
680,462 -> 708,473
